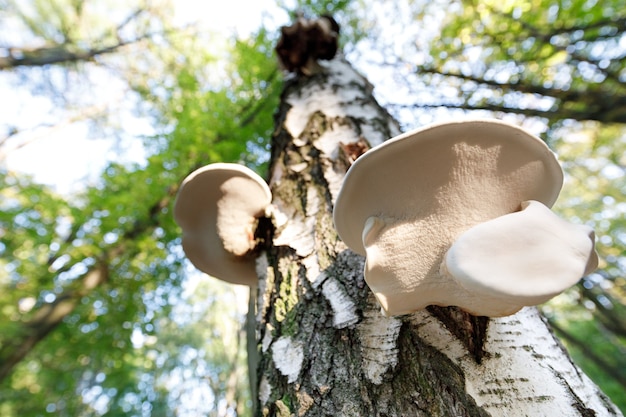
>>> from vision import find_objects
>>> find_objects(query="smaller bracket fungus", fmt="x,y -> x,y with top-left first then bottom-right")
333,119 -> 598,317
174,163 -> 272,286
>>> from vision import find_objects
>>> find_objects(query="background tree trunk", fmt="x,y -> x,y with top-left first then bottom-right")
254,56 -> 622,416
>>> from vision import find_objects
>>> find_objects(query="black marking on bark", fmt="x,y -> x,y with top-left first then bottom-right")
551,365 -> 616,417
379,324 -> 491,417
254,215 -> 276,252
427,306 -> 489,364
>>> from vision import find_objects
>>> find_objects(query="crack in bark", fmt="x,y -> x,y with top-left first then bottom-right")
427,305 -> 490,364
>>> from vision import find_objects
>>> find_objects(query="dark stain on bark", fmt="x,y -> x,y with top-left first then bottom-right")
427,305 -> 490,364
255,215 -> 276,253
388,324 -> 492,417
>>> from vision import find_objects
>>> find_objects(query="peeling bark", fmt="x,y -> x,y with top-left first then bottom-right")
254,57 -> 622,416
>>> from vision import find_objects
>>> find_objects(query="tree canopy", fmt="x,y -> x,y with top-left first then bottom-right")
0,0 -> 624,415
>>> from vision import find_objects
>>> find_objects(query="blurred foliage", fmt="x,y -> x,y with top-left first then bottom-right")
0,0 -> 625,415
0,0 -> 282,415
420,0 -> 626,123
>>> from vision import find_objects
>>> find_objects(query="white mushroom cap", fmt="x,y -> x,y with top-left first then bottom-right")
444,200 -> 598,313
174,163 -> 272,286
334,119 -> 564,256
333,119 -> 597,316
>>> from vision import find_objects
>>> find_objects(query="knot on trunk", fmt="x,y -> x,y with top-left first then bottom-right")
275,14 -> 340,76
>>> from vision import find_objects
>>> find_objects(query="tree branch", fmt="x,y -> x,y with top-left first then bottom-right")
417,66 -> 587,102
398,65 -> 626,124
580,286 -> 626,339
0,264 -> 108,381
401,101 -> 626,124
0,38 -> 141,70
0,101 -> 113,159
485,5 -> 626,83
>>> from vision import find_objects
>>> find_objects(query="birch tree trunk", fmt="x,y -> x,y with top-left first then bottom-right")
254,55 -> 622,416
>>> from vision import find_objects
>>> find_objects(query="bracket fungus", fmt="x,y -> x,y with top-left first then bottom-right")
333,119 -> 598,317
174,163 -> 272,286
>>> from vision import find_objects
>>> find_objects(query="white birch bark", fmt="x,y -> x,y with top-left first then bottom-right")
254,56 -> 621,417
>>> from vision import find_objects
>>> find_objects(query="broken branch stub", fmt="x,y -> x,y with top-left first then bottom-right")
275,14 -> 340,75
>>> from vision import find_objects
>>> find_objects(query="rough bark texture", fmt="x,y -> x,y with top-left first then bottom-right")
254,57 -> 621,417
